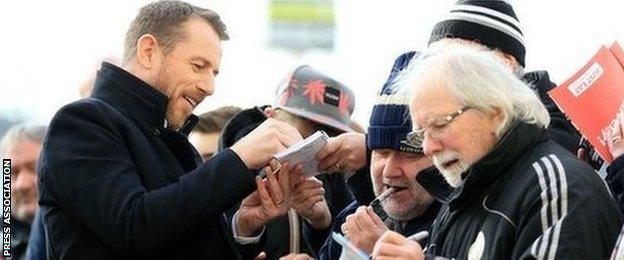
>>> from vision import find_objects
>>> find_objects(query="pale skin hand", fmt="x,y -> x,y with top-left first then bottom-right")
316,132 -> 367,173
371,230 -> 425,260
607,112 -> 624,160
231,119 -> 303,170
289,175 -> 331,229
340,206 -> 388,253
235,163 -> 298,236
577,112 -> 624,162
279,253 -> 314,260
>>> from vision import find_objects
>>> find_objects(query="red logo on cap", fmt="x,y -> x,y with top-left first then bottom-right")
339,92 -> 350,115
303,79 -> 326,105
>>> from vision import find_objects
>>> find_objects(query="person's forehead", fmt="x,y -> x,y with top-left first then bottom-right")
4,139 -> 41,162
177,18 -> 222,60
410,79 -> 461,119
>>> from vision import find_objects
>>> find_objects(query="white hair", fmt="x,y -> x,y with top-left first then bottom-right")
429,38 -> 525,78
0,124 -> 47,157
394,46 -> 549,137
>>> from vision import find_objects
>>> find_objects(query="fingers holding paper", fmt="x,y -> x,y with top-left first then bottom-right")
231,118 -> 303,170
235,163 -> 295,236
316,132 -> 367,173
290,175 -> 331,229
604,112 -> 624,160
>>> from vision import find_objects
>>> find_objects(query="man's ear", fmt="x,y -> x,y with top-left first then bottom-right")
264,107 -> 276,118
136,34 -> 161,70
500,53 -> 519,71
489,107 -> 505,133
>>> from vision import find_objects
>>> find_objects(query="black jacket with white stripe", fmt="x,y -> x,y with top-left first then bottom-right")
425,121 -> 622,260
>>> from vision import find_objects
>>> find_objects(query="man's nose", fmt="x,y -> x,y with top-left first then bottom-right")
423,136 -> 443,157
14,170 -> 36,191
382,154 -> 403,178
199,75 -> 215,96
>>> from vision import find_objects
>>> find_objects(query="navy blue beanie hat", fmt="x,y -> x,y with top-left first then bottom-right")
367,51 -> 422,154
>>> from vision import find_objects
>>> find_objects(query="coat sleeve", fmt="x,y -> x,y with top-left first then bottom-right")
38,102 -> 257,255
512,156 -> 622,260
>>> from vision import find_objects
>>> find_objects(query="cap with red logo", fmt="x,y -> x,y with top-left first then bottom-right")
274,65 -> 355,133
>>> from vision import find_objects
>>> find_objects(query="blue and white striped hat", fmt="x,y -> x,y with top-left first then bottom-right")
367,51 -> 422,154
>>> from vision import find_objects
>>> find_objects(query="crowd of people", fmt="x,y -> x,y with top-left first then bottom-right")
2,0 -> 624,259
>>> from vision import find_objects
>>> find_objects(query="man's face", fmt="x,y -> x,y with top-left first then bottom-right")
6,139 -> 41,223
189,131 -> 219,161
410,75 -> 500,187
153,17 -> 223,130
370,149 -> 434,221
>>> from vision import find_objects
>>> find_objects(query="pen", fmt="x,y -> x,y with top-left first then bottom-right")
369,187 -> 396,207
407,231 -> 429,242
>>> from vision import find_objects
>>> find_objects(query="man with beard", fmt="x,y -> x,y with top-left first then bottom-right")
427,0 -> 581,154
372,48 -> 622,260
317,52 -> 441,259
0,124 -> 46,260
314,0 -> 583,211
37,1 -> 302,258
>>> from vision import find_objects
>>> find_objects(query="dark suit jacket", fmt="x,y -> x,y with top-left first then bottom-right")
38,62 -> 257,259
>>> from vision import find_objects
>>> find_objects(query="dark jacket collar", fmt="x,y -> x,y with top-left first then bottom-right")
448,121 -> 548,210
522,71 -> 557,110
91,62 -> 197,135
522,70 -> 555,93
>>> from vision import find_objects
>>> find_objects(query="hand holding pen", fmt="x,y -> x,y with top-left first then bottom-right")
371,230 -> 426,260
339,188 -> 396,254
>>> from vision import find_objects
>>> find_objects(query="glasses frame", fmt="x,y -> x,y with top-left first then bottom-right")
406,106 -> 473,148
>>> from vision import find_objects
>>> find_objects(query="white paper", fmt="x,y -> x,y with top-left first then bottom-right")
273,130 -> 328,176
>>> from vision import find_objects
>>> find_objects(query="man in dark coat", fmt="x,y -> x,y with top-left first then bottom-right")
427,0 -> 582,154
372,47 -> 622,260
314,0 -> 583,212
37,1 -> 302,259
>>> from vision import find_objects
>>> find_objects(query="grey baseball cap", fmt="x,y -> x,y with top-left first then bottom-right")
274,65 -> 355,132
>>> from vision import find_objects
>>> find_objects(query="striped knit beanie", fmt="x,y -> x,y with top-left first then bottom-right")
367,51 -> 422,154
429,0 -> 526,67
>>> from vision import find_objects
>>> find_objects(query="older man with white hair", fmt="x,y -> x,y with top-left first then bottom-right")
0,124 -> 47,260
371,48 -> 622,260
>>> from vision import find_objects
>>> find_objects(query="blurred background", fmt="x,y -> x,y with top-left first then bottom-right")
0,0 -> 623,136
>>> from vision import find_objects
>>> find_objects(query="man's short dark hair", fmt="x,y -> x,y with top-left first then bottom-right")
122,0 -> 229,65
194,106 -> 241,133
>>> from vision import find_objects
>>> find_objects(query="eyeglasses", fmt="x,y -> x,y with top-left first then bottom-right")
405,106 -> 474,148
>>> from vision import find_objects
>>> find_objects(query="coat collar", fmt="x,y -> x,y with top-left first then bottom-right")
91,62 -> 198,135
447,121 -> 548,210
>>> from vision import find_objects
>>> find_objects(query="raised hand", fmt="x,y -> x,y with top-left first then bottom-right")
371,230 -> 424,260
316,132 -> 367,173
289,175 -> 331,229
340,206 -> 388,253
235,163 -> 296,236
231,118 -> 303,170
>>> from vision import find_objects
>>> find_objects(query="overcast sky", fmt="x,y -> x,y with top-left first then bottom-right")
1,0 -> 623,126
